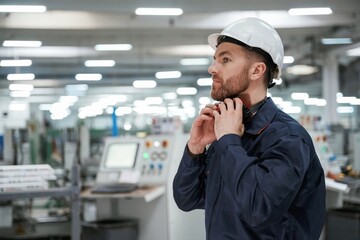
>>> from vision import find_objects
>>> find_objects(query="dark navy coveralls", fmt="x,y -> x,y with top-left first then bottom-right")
173,98 -> 326,240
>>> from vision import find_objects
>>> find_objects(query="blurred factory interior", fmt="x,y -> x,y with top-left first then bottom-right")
1,0 -> 360,239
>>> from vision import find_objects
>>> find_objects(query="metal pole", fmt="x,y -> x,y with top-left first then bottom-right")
71,163 -> 81,240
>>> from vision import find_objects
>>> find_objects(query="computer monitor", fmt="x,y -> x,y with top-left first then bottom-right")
96,135 -> 180,185
104,142 -> 139,169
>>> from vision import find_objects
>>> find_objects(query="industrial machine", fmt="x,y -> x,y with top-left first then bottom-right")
81,133 -> 206,240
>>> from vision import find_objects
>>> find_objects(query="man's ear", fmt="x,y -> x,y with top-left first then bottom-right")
249,62 -> 267,81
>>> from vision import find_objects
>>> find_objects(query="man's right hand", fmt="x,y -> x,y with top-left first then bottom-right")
187,105 -> 217,155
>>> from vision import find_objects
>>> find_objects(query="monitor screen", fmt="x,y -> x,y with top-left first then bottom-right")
104,142 -> 139,169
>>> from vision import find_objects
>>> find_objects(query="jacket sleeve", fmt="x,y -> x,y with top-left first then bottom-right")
217,133 -> 312,227
172,145 -> 207,211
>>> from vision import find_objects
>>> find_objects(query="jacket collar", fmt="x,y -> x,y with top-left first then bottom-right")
244,97 -> 279,135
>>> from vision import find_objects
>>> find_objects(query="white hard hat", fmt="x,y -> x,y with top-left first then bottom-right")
208,17 -> 284,80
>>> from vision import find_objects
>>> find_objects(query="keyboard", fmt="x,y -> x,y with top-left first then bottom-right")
91,183 -> 138,194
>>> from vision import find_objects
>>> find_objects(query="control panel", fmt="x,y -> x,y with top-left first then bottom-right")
137,135 -> 173,185
96,135 -> 176,186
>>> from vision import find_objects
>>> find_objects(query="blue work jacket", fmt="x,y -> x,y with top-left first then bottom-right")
173,98 -> 326,240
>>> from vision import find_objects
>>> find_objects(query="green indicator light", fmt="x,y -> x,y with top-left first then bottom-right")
143,152 -> 149,159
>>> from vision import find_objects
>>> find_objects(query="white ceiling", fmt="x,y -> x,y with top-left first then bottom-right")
0,0 -> 360,121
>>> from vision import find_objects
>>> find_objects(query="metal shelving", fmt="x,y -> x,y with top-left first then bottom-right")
0,164 -> 81,240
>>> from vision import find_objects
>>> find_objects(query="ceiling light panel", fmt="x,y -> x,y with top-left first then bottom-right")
0,59 -> 32,67
133,80 -> 157,88
65,84 -> 89,92
288,7 -> 332,16
3,40 -> 42,47
135,8 -> 183,16
291,92 -> 309,100
283,56 -> 295,64
321,38 -> 352,45
75,73 -> 102,81
286,65 -> 318,75
180,58 -> 210,65
10,91 -> 31,98
197,78 -> 212,86
7,73 -> 35,80
155,71 -> 181,79
347,47 -> 360,56
95,44 -> 132,51
9,84 -> 33,91
0,5 -> 46,13
176,87 -> 197,95
84,60 -> 115,67
9,102 -> 27,111
162,92 -> 177,100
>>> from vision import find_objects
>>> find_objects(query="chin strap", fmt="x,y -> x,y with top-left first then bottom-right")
268,81 -> 276,88
242,97 -> 267,122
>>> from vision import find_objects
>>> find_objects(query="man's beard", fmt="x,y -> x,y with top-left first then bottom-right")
210,70 -> 249,101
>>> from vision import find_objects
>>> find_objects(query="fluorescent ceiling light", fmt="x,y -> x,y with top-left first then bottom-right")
0,46 -> 94,58
272,97 -> 283,105
123,123 -> 132,131
133,80 -> 157,88
65,84 -> 88,92
156,45 -> 213,56
337,106 -> 354,114
347,47 -> 360,56
0,59 -> 32,67
288,7 -> 332,16
75,73 -> 102,81
162,92 -> 177,100
291,92 -> 309,100
95,44 -> 132,51
336,96 -> 356,104
115,107 -> 133,116
133,106 -> 167,114
59,96 -> 79,103
0,5 -> 46,13
144,97 -> 163,105
197,78 -> 212,86
39,104 -> 53,111
50,103 -> 71,113
84,60 -> 116,67
9,102 -> 26,111
316,99 -> 327,106
10,91 -> 31,98
107,95 -> 127,103
135,8 -> 183,16
321,38 -> 352,45
283,56 -> 294,64
155,71 -> 181,79
133,100 -> 147,107
9,84 -> 33,91
286,65 -> 318,75
282,106 -> 302,114
182,100 -> 194,107
180,58 -> 210,65
176,87 -> 198,95
304,98 -> 327,106
7,73 -> 35,80
349,99 -> 360,105
3,40 -> 42,47
199,97 -> 211,105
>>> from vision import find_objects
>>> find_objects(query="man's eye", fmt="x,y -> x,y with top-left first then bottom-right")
223,58 -> 229,63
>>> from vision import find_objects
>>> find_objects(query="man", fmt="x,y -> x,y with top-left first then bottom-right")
173,17 -> 326,240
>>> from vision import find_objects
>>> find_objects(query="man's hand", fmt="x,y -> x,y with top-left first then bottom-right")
187,105 -> 217,155
213,98 -> 245,139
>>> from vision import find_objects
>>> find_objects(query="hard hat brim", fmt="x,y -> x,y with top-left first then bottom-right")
208,33 -> 221,50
